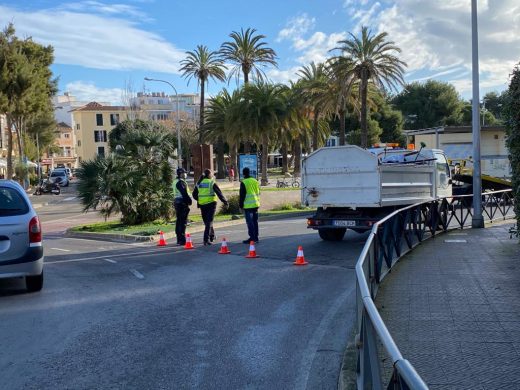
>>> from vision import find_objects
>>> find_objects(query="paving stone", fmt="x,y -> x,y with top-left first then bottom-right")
374,222 -> 520,388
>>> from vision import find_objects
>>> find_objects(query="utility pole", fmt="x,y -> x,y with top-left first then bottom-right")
471,0 -> 484,228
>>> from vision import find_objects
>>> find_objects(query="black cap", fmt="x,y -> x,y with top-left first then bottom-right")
176,167 -> 186,176
242,167 -> 250,176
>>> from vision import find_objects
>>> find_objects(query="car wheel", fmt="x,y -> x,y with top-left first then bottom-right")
26,272 -> 43,292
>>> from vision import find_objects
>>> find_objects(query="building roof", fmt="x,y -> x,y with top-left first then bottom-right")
71,101 -> 127,112
403,125 -> 506,135
57,121 -> 72,129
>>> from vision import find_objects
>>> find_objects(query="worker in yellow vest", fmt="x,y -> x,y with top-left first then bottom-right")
192,169 -> 228,245
239,167 -> 260,243
172,167 -> 192,245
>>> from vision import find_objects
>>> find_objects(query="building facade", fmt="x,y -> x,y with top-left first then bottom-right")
72,102 -> 128,162
404,125 -> 511,178
40,122 -> 77,170
130,92 -> 200,123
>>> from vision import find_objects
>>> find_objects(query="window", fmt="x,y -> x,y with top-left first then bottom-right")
76,123 -> 80,130
0,187 -> 29,216
96,113 -> 103,126
77,140 -> 81,147
63,133 -> 70,139
110,113 -> 120,126
94,130 -> 107,142
97,146 -> 105,157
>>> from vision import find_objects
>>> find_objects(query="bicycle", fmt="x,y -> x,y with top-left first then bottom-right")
276,176 -> 300,188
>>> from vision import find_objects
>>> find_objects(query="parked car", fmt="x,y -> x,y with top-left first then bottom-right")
0,180 -> 44,292
49,170 -> 69,187
55,167 -> 73,180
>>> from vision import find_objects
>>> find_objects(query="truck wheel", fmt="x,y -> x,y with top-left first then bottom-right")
318,228 -> 346,241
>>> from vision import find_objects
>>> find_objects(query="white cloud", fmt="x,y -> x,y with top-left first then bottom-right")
66,81 -> 125,105
57,1 -> 152,21
277,13 -> 315,42
277,14 -> 347,66
0,5 -> 185,73
295,32 -> 347,65
343,0 -> 520,94
266,66 -> 301,84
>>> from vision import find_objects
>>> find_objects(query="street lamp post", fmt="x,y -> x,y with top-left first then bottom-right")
144,77 -> 182,168
471,0 -> 484,228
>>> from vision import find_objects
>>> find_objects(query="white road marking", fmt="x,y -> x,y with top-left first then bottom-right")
104,258 -> 117,264
45,247 -> 174,264
130,269 -> 144,279
63,197 -> 76,201
50,247 -> 71,252
444,239 -> 467,243
448,233 -> 468,236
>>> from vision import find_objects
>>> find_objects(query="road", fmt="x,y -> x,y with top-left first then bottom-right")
0,194 -> 366,389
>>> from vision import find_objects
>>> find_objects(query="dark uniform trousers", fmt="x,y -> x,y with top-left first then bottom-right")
174,202 -> 190,244
200,202 -> 217,243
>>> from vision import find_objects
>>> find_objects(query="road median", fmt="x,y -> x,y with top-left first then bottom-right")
65,210 -> 313,243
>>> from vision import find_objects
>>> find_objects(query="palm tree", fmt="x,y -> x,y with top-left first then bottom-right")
204,89 -> 243,180
179,45 -> 227,141
297,62 -> 333,151
239,83 -> 286,185
220,27 -> 278,85
333,26 -> 406,148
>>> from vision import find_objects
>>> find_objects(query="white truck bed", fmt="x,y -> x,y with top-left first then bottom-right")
301,146 -> 437,208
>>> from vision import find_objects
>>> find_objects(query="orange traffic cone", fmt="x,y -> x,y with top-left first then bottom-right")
245,241 -> 259,258
218,237 -> 231,254
293,246 -> 308,266
157,231 -> 167,247
184,233 -> 194,249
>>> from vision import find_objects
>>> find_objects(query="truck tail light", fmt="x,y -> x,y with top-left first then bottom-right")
307,219 -> 322,226
29,216 -> 42,246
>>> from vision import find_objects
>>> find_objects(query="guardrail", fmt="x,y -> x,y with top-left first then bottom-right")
355,189 -> 515,389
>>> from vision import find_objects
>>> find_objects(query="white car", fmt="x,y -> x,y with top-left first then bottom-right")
0,180 -> 44,292
49,170 -> 69,187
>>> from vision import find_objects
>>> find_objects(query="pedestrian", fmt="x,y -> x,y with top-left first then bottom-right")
172,167 -> 192,246
228,165 -> 235,182
192,169 -> 229,245
239,167 -> 260,243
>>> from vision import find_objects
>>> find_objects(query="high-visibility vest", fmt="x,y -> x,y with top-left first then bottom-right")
172,178 -> 187,200
242,177 -> 260,209
197,178 -> 217,205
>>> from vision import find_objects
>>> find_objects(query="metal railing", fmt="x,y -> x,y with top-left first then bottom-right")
355,189 -> 515,389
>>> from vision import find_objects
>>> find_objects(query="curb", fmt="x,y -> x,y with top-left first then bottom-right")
64,211 -> 313,243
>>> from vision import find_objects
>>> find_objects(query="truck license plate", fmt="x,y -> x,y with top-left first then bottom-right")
333,220 -> 356,227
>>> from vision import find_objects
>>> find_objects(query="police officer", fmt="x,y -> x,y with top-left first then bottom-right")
239,167 -> 260,243
192,169 -> 228,245
172,167 -> 192,245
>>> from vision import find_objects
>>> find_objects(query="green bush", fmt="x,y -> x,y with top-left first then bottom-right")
271,201 -> 305,211
219,194 -> 240,215
504,62 -> 520,235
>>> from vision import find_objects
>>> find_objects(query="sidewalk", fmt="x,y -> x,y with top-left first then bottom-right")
376,222 -> 520,389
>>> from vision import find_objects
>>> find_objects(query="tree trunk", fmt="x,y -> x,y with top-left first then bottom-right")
281,142 -> 288,174
260,134 -> 268,186
312,112 -> 319,151
244,140 -> 251,154
199,81 -> 205,143
15,119 -> 23,164
339,109 -> 346,146
7,116 -> 14,179
230,142 -> 238,180
216,137 -> 225,179
293,140 -> 302,177
360,71 -> 368,148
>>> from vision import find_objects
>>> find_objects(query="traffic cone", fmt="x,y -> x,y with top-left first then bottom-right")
157,231 -> 167,247
293,246 -> 308,266
218,237 -> 231,254
245,241 -> 259,258
184,233 -> 194,249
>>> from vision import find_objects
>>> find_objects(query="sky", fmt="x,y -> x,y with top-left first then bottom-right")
1,0 -> 519,105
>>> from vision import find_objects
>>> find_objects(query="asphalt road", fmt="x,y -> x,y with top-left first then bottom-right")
1,199 -> 367,389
